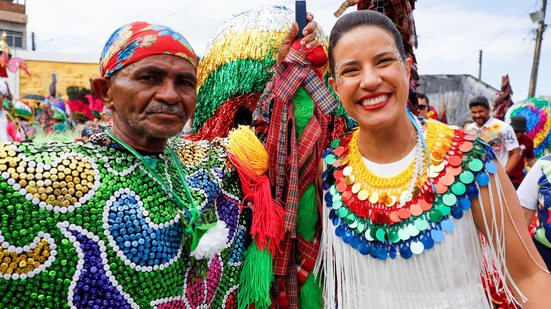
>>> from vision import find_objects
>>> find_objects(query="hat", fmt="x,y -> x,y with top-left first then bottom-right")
99,21 -> 197,77
510,115 -> 527,132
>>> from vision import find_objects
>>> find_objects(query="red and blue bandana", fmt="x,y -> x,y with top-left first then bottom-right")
99,21 -> 197,77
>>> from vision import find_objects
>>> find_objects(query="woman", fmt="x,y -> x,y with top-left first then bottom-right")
315,10 -> 551,308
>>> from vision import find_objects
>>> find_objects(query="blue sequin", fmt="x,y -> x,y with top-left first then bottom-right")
476,172 -> 490,186
441,219 -> 455,232
457,197 -> 471,211
431,229 -> 444,242
335,225 -> 345,237
399,245 -> 412,259
421,235 -> 434,249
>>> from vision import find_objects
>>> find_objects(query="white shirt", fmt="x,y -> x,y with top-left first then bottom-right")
517,155 -> 551,210
466,117 -> 519,166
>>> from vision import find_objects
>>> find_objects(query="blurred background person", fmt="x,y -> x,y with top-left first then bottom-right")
509,115 -> 535,189
465,95 -> 520,175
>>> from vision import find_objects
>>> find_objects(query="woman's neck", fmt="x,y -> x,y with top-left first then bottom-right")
357,114 -> 419,164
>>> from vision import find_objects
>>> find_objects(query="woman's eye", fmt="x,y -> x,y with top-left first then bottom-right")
378,58 -> 395,65
341,68 -> 357,75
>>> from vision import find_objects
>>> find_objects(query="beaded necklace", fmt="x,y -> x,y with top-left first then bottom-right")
322,119 -> 497,260
347,126 -> 425,207
105,130 -> 199,231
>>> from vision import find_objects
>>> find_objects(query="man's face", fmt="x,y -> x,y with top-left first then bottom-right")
105,54 -> 197,139
417,97 -> 428,119
470,105 -> 490,127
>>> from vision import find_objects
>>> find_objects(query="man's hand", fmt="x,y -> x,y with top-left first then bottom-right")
277,12 -> 319,64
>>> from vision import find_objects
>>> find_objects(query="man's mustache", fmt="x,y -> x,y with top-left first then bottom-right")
145,104 -> 186,117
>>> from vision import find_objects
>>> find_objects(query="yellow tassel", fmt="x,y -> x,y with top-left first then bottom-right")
227,125 -> 268,176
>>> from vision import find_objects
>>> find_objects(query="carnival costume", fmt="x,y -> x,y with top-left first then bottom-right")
0,129 -> 251,308
0,21 -> 252,308
316,118 -> 525,308
190,7 -> 347,308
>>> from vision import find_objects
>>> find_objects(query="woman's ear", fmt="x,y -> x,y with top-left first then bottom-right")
404,57 -> 413,80
92,77 -> 114,109
328,76 -> 338,94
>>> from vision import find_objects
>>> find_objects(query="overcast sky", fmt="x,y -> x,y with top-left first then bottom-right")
25,0 -> 550,101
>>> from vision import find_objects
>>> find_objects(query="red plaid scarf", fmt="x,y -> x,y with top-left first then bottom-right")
262,42 -> 338,308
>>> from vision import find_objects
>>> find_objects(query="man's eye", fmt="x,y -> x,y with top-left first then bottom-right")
177,79 -> 196,87
140,75 -> 159,82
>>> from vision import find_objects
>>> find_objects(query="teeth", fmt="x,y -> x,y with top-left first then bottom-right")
361,95 -> 388,106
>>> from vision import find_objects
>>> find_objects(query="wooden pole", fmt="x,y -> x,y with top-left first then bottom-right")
528,0 -> 547,97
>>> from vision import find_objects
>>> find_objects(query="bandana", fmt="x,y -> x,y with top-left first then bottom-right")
99,21 -> 197,77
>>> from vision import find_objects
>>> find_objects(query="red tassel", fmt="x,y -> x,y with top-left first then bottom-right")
229,153 -> 284,254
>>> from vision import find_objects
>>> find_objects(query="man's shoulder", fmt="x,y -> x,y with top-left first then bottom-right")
489,117 -> 513,130
465,122 -> 478,130
171,137 -> 229,163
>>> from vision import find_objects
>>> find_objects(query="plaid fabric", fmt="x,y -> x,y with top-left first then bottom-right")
264,45 -> 338,308
334,0 -> 361,17
297,235 -> 320,283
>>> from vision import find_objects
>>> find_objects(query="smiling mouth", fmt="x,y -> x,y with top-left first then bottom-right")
359,94 -> 390,110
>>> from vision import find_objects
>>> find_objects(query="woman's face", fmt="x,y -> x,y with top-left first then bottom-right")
329,25 -> 412,130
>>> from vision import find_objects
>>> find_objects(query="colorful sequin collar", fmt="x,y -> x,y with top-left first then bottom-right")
322,120 -> 497,259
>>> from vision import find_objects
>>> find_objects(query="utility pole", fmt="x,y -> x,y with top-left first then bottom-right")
528,0 -> 547,98
478,50 -> 482,80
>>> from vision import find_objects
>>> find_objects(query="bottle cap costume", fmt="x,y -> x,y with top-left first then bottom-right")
0,22 -> 250,308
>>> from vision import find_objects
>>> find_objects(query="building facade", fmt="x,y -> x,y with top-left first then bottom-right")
0,0 -> 27,49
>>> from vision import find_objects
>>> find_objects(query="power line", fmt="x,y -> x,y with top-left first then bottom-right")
444,1 -> 538,72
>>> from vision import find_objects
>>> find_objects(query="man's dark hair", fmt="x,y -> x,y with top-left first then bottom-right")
328,10 -> 406,77
469,95 -> 490,109
417,92 -> 429,105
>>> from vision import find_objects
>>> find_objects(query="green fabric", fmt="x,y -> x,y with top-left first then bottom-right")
194,57 -> 276,131
297,184 -> 318,242
238,243 -> 273,309
299,273 -> 323,309
293,87 -> 315,138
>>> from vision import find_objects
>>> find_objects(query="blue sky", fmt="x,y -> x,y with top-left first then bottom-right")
26,0 -> 550,100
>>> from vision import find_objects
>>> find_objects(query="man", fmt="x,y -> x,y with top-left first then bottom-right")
508,115 -> 536,188
416,92 -> 430,119
465,95 -> 520,174
0,18 -> 318,308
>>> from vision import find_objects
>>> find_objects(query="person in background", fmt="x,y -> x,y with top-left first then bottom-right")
465,95 -> 520,175
509,115 -> 536,189
0,80 -> 22,142
518,154 -> 551,270
416,92 -> 429,119
461,119 -> 474,132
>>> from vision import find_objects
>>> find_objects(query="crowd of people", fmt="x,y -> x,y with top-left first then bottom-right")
0,4 -> 550,309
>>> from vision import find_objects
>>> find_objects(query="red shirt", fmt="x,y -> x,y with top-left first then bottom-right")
509,133 -> 535,185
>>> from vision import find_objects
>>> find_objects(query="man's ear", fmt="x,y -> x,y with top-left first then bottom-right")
92,77 -> 114,109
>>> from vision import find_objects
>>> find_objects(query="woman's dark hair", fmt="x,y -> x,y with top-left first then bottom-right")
328,10 -> 406,77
